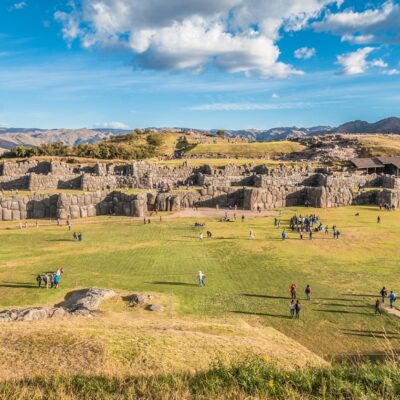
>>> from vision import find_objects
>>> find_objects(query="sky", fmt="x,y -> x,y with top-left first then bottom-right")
0,0 -> 400,130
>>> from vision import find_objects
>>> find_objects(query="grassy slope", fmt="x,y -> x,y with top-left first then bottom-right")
186,141 -> 305,158
0,206 -> 400,360
356,134 -> 400,157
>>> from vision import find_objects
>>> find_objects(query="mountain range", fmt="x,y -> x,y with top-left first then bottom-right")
0,117 -> 399,151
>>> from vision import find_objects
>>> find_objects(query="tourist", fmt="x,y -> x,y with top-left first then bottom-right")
299,229 -> 303,240
78,232 -> 82,241
377,216 -> 381,223
249,229 -> 254,240
289,300 -> 295,319
53,273 -> 60,289
375,299 -> 382,315
290,283 -> 297,300
332,227 -> 337,239
309,230 -> 313,240
67,220 -> 71,231
198,271 -> 205,287
36,274 -> 42,288
380,286 -> 388,303
73,232 -> 77,240
325,225 -> 329,235
206,231 -> 212,238
277,220 -> 281,229
43,273 -> 49,289
19,221 -> 22,230
36,220 -> 39,228
241,215 -> 245,222
295,300 -> 301,319
336,230 -> 341,239
305,285 -> 311,301
199,233 -> 203,241
389,291 -> 396,308
274,217 -> 277,226
144,218 -> 147,224
281,229 -> 286,240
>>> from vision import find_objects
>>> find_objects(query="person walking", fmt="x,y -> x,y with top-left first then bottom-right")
36,274 -> 42,288
199,233 -> 203,241
380,287 -> 388,303
289,300 -> 295,319
305,285 -> 311,301
290,283 -> 297,300
249,229 -> 254,240
389,291 -> 396,308
377,216 -> 381,223
43,273 -> 49,289
295,300 -> 301,319
309,230 -> 313,240
375,299 -> 382,315
281,229 -> 286,241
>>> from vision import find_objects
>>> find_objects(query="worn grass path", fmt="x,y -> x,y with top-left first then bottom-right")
0,205 -> 400,357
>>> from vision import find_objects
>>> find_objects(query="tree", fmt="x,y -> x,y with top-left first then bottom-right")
146,133 -> 163,147
216,129 -> 225,138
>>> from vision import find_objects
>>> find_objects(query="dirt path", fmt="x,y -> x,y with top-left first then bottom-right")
0,207 -> 280,231
382,304 -> 400,317
163,207 -> 279,219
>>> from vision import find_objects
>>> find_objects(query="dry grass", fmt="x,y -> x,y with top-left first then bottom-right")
0,296 -> 325,381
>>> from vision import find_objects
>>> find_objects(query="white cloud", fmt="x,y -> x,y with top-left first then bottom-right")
336,47 -> 387,75
315,1 -> 400,44
188,102 -> 311,111
54,0 -> 342,78
294,47 -> 316,59
93,122 -> 129,129
271,93 -> 280,99
13,2 -> 26,10
383,69 -> 400,76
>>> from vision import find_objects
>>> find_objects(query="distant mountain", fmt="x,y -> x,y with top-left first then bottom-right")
334,117 -> 400,134
0,127 -> 129,152
0,117 -> 399,152
214,126 -> 332,141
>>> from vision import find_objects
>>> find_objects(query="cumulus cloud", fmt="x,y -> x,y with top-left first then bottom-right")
336,47 -> 387,75
93,122 -> 129,129
54,0 -> 342,78
315,1 -> 400,44
383,69 -> 400,76
294,47 -> 316,59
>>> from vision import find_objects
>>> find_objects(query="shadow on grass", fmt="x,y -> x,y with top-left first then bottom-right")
241,293 -> 290,300
341,293 -> 378,298
232,310 -> 291,319
341,329 -> 400,339
320,303 -> 373,308
148,281 -> 198,286
0,282 -> 37,289
342,328 -> 400,336
315,309 -> 372,316
45,239 -> 75,242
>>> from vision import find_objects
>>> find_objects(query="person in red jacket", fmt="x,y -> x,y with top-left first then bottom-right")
290,283 -> 297,299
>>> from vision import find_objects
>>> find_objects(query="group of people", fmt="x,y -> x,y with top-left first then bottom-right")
375,287 -> 397,314
36,268 -> 64,289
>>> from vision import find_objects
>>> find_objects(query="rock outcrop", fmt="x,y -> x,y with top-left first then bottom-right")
0,288 -> 116,322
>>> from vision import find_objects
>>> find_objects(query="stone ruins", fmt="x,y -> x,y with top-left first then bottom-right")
0,159 -> 399,221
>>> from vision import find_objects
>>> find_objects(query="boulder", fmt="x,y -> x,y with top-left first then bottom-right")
127,293 -> 154,307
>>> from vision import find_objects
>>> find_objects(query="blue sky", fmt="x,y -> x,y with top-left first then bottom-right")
0,0 -> 399,130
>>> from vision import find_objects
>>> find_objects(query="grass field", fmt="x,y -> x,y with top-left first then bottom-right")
186,141 -> 305,158
0,205 -> 400,362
